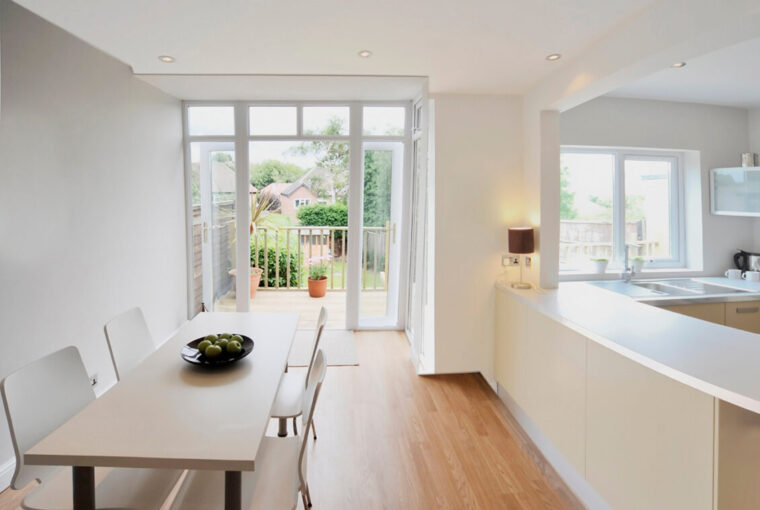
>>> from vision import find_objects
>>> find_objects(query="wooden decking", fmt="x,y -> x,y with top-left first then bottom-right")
216,290 -> 387,329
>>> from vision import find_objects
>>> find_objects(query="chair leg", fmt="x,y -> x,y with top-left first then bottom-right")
311,419 -> 317,440
301,491 -> 308,509
293,416 -> 298,436
303,481 -> 312,507
278,417 -> 288,437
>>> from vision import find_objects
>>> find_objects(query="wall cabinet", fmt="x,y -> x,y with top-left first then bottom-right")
662,300 -> 760,334
711,166 -> 760,216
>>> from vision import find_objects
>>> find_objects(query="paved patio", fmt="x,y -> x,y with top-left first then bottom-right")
216,290 -> 387,329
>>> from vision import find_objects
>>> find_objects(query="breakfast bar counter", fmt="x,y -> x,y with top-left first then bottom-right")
495,279 -> 760,510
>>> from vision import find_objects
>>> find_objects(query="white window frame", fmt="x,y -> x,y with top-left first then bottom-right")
294,198 -> 311,208
182,101 -> 412,330
560,146 -> 686,273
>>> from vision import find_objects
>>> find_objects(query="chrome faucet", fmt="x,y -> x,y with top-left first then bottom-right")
621,244 -> 636,283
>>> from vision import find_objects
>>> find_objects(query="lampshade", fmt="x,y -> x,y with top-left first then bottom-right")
508,227 -> 534,254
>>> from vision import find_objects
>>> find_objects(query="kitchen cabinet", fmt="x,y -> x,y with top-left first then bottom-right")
586,341 -> 714,510
661,303 -> 725,324
725,301 -> 760,334
711,166 -> 760,216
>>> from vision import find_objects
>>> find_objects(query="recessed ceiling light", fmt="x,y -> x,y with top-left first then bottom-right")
671,61 -> 687,68
358,50 -> 373,58
158,55 -> 175,63
546,53 -> 562,61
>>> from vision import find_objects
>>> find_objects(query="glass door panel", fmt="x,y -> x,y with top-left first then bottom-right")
359,142 -> 404,326
190,142 -> 236,312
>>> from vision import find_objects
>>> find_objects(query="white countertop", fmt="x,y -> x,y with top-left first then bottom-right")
497,277 -> 760,414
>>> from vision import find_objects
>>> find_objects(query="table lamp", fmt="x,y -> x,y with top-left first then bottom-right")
508,227 -> 534,289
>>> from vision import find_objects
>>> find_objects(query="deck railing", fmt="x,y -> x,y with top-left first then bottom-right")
252,224 -> 390,291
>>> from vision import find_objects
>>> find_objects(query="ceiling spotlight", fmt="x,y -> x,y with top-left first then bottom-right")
358,50 -> 373,58
158,55 -> 175,63
546,53 -> 562,61
671,61 -> 686,68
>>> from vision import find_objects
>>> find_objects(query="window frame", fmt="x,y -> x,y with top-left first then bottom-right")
559,146 -> 686,273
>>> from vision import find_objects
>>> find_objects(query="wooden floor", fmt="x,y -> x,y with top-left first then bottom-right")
0,332 -> 581,510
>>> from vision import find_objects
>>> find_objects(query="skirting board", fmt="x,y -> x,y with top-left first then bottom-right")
0,457 -> 14,491
496,383 -> 612,510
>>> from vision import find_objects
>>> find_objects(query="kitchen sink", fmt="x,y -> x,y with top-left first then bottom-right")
589,278 -> 756,299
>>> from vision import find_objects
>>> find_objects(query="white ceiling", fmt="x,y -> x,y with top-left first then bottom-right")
137,75 -> 426,101
13,0 -> 659,95
609,37 -> 760,109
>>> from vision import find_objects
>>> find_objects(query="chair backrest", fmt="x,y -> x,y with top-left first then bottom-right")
304,306 -> 328,387
104,307 -> 155,380
1,346 -> 95,489
298,349 -> 327,490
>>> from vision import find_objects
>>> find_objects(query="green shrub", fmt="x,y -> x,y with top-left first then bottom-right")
296,203 -> 348,233
250,244 -> 299,288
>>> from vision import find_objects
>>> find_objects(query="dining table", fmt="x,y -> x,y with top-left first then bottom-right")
24,311 -> 299,510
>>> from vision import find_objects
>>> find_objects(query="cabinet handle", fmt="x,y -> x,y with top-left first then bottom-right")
736,307 -> 759,314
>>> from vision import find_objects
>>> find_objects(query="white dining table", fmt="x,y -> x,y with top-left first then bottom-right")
24,312 -> 299,510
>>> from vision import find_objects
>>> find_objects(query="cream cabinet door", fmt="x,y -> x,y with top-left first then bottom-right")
725,301 -> 760,334
661,303 -> 725,324
586,341 -> 714,510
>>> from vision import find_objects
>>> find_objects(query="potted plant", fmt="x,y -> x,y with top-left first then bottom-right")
591,258 -> 609,274
307,256 -> 329,298
632,256 -> 645,273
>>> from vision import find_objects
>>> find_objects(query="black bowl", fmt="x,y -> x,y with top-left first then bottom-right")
181,335 -> 254,367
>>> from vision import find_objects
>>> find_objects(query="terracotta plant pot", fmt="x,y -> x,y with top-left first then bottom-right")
228,267 -> 264,299
308,276 -> 328,298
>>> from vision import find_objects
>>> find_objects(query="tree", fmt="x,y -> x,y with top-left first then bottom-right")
363,150 -> 392,226
291,118 -> 349,203
212,152 -> 233,163
560,166 -> 578,220
250,160 -> 306,189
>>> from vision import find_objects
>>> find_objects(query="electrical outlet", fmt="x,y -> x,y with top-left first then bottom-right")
524,256 -> 532,267
89,373 -> 98,387
502,255 -> 519,267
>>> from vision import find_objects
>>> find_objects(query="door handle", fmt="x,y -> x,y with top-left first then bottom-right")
736,306 -> 759,314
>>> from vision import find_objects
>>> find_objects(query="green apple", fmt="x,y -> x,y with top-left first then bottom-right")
215,338 -> 229,349
204,344 -> 222,358
226,340 -> 242,354
219,332 -> 232,339
197,340 -> 212,352
204,334 -> 218,342
230,334 -> 243,343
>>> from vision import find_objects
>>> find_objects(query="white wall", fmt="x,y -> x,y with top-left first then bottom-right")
0,0 -> 186,487
560,96 -> 756,276
431,94 -> 523,381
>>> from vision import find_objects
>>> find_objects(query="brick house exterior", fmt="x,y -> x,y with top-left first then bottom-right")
260,181 -> 319,222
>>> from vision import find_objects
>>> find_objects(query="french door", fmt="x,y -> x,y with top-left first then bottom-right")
185,103 -> 411,329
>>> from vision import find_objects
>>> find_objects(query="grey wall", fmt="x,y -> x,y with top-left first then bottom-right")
560,96 -> 756,276
0,1 -> 187,486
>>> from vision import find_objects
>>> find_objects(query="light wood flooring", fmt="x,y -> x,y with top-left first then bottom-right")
0,332 -> 581,510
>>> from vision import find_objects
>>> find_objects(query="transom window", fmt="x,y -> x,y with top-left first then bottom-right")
560,147 -> 684,272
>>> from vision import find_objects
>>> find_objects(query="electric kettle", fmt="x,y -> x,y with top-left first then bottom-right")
734,250 -> 760,271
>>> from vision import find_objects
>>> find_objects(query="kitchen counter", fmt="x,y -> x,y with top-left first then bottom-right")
497,278 -> 760,414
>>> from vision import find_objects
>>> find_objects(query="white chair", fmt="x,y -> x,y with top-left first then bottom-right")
169,349 -> 328,510
104,307 -> 156,381
0,346 -> 182,510
272,306 -> 327,438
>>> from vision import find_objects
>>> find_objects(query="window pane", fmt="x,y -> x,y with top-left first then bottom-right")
249,107 -> 297,136
559,152 -> 616,270
303,106 -> 349,135
363,107 -> 405,136
624,158 -> 673,260
188,106 -> 234,136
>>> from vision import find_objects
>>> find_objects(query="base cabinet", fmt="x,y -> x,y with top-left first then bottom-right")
586,342 -> 714,510
661,301 -> 760,333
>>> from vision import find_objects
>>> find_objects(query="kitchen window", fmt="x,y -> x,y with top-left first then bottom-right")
559,147 -> 684,272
